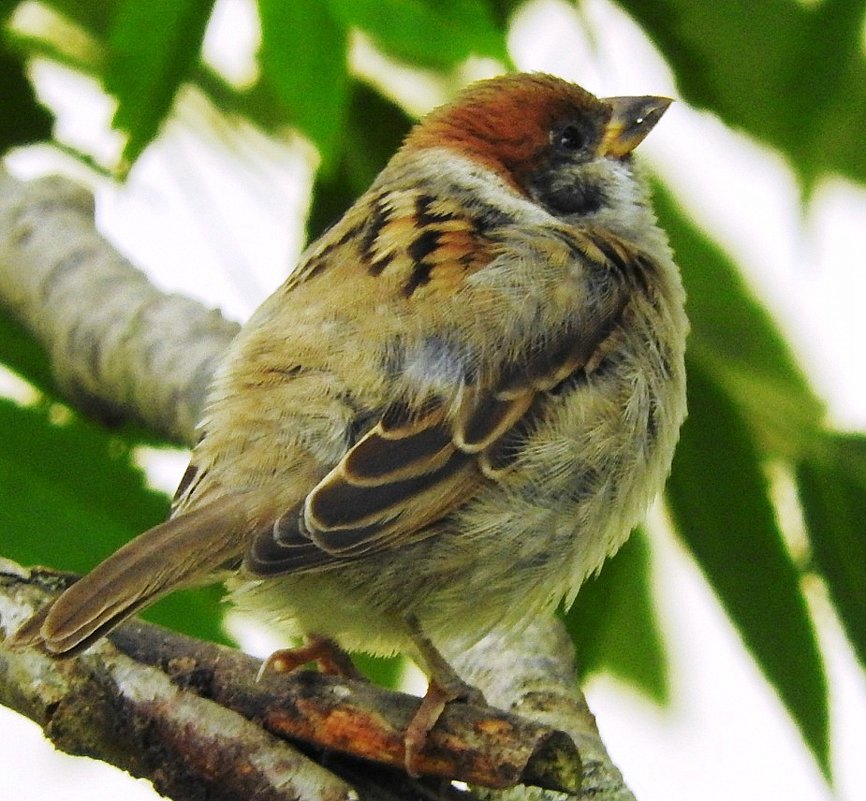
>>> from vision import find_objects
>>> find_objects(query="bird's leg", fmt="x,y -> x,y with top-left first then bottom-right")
259,634 -> 365,682
403,614 -> 486,775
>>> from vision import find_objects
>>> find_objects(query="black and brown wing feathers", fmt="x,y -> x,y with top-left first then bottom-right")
249,399 -> 476,572
248,209 -> 648,575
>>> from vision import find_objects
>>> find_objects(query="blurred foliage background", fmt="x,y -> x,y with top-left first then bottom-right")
1,0 -> 865,795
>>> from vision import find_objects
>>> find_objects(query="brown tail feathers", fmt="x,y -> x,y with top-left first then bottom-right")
13,494 -> 254,656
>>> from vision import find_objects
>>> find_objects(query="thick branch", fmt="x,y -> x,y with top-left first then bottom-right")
0,561 -> 355,801
1,563 -> 580,797
0,165 -> 238,444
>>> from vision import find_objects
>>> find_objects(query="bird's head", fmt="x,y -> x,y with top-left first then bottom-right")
402,73 -> 671,223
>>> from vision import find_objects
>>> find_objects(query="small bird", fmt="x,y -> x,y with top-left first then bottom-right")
17,73 -> 687,771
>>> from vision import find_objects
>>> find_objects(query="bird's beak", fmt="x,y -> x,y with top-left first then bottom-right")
598,96 -> 672,158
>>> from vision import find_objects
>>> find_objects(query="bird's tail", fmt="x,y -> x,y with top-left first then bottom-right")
12,494 -> 255,656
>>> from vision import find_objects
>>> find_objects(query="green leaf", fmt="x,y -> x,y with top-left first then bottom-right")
0,0 -> 18,24
144,584 -> 234,647
106,0 -> 216,169
0,397 -> 231,645
257,0 -> 349,171
33,0 -> 114,38
0,306 -> 58,398
652,180 -> 823,456
307,80 -> 413,241
666,360 -> 829,776
0,45 -> 54,151
352,652 -> 404,689
563,529 -> 668,703
487,0 -> 526,30
324,0 -> 507,68
620,0 -> 866,188
797,436 -> 866,672
0,398 -> 169,571
193,64 -> 292,134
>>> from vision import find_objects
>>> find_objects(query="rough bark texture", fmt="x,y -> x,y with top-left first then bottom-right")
0,562 -> 356,801
449,625 -> 636,801
0,166 -> 238,443
0,563 -> 583,798
0,169 -> 637,800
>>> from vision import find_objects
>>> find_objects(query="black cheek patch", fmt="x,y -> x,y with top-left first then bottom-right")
535,177 -> 605,216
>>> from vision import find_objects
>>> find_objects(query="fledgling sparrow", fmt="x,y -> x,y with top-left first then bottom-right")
17,73 -> 687,771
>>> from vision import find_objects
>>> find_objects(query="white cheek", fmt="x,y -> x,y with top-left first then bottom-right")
606,161 -> 644,208
415,147 -> 553,224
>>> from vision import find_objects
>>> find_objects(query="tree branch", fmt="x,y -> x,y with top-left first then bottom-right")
1,562 -> 581,798
450,624 -> 636,801
0,561 -> 357,801
0,165 -> 238,443
0,169 -> 637,800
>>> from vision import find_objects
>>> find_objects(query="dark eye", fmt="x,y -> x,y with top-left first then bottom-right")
555,124 -> 585,152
